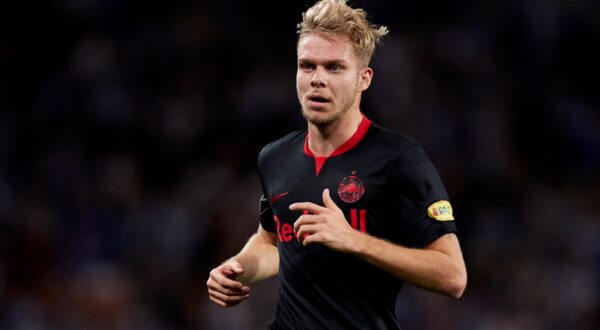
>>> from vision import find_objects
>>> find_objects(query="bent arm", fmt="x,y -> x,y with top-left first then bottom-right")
230,225 -> 279,284
350,232 -> 467,299
207,225 -> 278,307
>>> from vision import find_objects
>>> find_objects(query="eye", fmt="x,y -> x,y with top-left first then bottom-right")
299,62 -> 315,71
328,64 -> 343,72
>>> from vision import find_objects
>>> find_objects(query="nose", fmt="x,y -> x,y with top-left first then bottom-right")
310,66 -> 326,88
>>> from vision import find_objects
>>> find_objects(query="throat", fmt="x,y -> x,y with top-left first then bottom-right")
307,113 -> 360,157
307,134 -> 337,157
303,115 -> 371,176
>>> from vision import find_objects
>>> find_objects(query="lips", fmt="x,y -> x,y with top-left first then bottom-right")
307,93 -> 330,104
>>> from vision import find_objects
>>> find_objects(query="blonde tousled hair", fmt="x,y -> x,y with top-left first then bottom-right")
297,0 -> 389,67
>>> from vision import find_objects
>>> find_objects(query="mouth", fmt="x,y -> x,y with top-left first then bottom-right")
306,94 -> 330,107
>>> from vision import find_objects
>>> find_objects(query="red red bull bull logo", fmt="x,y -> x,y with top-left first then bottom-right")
338,175 -> 365,203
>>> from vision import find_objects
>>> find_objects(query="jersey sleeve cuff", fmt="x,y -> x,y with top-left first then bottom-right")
414,222 -> 457,248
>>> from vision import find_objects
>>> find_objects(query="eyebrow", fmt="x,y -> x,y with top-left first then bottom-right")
298,58 -> 349,66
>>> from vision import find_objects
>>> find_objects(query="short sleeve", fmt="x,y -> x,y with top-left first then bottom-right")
392,144 -> 457,247
259,194 -> 276,233
257,144 -> 276,233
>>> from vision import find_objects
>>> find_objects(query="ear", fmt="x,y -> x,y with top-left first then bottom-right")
357,67 -> 373,92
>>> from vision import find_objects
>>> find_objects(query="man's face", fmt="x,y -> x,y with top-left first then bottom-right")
296,33 -> 371,127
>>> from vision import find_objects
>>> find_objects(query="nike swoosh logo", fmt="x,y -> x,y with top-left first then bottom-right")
270,192 -> 289,205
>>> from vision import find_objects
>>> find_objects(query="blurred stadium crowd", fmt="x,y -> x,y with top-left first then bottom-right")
0,0 -> 599,329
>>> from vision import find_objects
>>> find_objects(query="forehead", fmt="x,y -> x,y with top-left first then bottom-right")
297,33 -> 357,64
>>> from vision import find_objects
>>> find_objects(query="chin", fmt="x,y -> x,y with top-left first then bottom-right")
302,108 -> 342,127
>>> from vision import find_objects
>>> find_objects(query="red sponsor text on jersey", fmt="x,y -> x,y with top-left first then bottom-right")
274,209 -> 366,243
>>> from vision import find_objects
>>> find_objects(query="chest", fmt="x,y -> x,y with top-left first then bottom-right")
262,151 -> 400,243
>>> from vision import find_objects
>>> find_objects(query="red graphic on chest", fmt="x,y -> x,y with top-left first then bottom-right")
338,174 -> 365,203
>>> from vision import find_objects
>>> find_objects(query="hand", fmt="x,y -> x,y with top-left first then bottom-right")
207,259 -> 251,307
290,189 -> 359,252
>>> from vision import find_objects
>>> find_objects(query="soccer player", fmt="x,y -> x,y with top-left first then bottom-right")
207,0 -> 467,328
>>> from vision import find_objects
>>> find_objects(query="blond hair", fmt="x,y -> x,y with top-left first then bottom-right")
297,0 -> 389,67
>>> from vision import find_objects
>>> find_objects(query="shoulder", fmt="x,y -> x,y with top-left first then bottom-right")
258,129 -> 306,165
366,122 -> 437,182
368,122 -> 423,160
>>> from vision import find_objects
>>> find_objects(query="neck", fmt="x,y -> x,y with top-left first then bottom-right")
307,110 -> 364,157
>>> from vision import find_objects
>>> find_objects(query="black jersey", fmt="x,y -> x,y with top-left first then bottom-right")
258,116 -> 457,330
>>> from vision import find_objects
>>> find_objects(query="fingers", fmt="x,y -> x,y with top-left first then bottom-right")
207,263 -> 251,307
289,201 -> 327,214
208,287 -> 251,307
207,278 -> 250,297
301,232 -> 323,246
294,214 -> 318,243
221,260 -> 244,277
208,289 -> 250,307
207,276 -> 250,296
293,214 -> 319,233
322,189 -> 339,210
210,267 -> 244,290
295,223 -> 318,243
210,290 -> 250,303
290,189 -> 340,214
288,188 -> 350,250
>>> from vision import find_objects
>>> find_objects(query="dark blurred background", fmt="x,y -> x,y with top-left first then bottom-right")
0,0 -> 599,329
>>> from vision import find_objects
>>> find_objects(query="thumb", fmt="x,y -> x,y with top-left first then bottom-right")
322,189 -> 338,210
224,260 -> 245,276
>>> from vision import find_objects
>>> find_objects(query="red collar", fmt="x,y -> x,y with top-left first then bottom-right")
303,115 -> 372,175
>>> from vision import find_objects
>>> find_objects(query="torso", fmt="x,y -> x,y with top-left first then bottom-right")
258,118 -> 456,329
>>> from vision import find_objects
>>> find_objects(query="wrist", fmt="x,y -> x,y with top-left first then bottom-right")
346,230 -> 368,255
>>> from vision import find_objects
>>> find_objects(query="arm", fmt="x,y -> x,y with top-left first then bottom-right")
292,189 -> 467,299
232,225 -> 279,284
207,225 -> 279,307
349,232 -> 466,299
